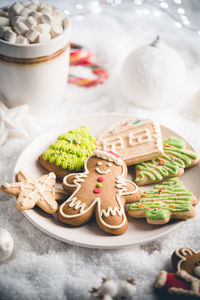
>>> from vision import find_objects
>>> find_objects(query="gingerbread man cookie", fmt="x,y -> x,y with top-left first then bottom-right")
155,247 -> 200,299
128,177 -> 197,225
0,171 -> 67,214
58,150 -> 141,235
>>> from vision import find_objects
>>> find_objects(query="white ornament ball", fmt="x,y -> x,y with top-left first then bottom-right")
120,36 -> 186,109
99,279 -> 118,297
118,280 -> 137,298
0,227 -> 14,262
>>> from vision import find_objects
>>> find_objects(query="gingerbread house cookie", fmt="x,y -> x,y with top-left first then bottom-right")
96,119 -> 164,165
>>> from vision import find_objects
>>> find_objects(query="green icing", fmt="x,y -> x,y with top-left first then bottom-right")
129,178 -> 193,220
43,126 -> 96,171
135,136 -> 198,183
163,136 -> 186,149
145,209 -> 168,220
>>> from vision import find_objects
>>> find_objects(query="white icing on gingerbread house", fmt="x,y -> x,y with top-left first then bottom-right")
96,119 -> 164,165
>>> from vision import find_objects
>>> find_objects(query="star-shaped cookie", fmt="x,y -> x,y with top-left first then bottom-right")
0,170 -> 67,214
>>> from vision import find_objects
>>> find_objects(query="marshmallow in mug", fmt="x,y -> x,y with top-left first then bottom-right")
0,1 -> 66,44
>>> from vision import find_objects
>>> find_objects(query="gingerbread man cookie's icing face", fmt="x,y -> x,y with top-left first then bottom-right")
96,160 -> 112,174
58,150 -> 141,235
87,156 -> 125,178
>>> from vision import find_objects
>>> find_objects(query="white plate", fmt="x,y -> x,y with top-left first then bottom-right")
14,114 -> 200,249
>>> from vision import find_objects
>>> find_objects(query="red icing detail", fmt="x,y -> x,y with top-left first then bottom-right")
98,177 -> 104,182
159,189 -> 162,192
174,182 -> 177,185
178,194 -> 180,196
94,187 -> 101,194
108,151 -> 121,158
165,273 -> 189,290
159,272 -> 200,300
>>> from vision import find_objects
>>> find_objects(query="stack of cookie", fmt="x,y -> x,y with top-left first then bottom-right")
1,119 -> 199,236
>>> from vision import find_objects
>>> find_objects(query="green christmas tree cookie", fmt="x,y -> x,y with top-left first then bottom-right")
128,177 -> 197,225
135,137 -> 199,186
39,126 -> 96,179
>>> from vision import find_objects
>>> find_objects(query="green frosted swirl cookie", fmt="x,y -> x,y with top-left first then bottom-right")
135,136 -> 199,185
128,177 -> 196,224
43,126 -> 96,171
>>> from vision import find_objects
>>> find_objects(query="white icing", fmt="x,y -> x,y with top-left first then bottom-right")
168,250 -> 200,296
168,287 -> 200,296
175,247 -> 198,273
169,270 -> 200,296
128,128 -> 151,147
5,171 -> 58,210
155,270 -> 167,288
0,227 -> 14,263
97,161 -> 102,166
107,162 -> 112,167
61,172 -> 98,218
63,174 -> 87,188
92,150 -> 123,166
96,119 -> 164,160
68,197 -> 88,213
60,152 -> 139,229
101,136 -> 124,153
100,206 -> 123,218
95,167 -> 110,175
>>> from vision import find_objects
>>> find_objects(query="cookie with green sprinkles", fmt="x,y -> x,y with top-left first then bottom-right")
135,136 -> 200,186
38,126 -> 96,179
128,177 -> 197,225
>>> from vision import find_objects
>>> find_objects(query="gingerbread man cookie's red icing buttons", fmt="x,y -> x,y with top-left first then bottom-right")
58,150 -> 141,235
98,177 -> 104,182
94,187 -> 101,194
155,247 -> 200,299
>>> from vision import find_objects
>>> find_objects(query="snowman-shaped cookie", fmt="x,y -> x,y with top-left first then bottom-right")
58,150 -> 141,235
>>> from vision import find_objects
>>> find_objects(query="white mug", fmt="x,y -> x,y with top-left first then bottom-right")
0,16 -> 70,114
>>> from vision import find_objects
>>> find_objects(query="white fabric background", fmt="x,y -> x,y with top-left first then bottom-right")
0,2 -> 200,299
